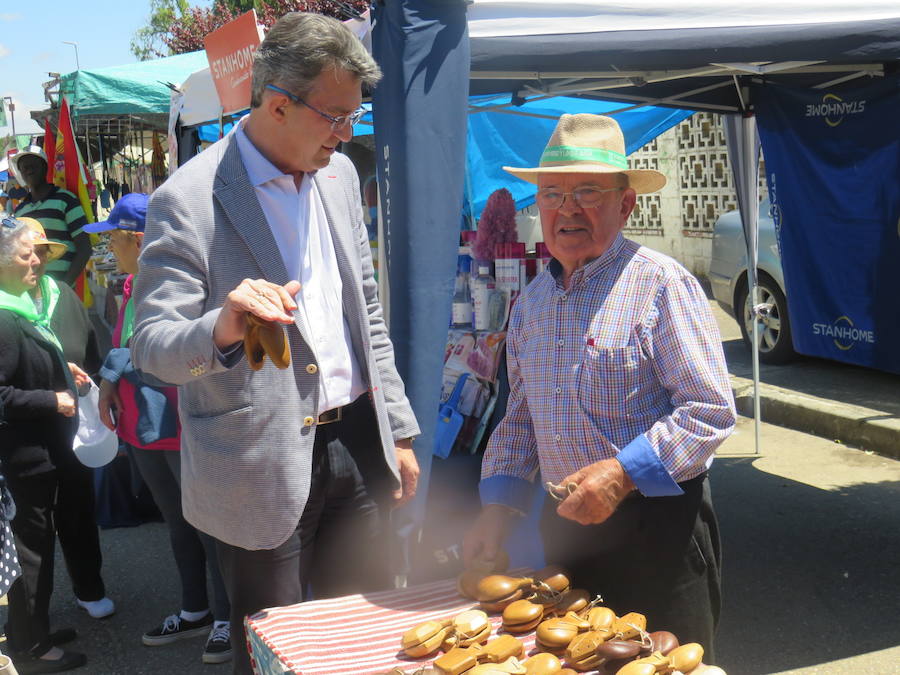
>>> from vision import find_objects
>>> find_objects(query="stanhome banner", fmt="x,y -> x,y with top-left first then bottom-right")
753,79 -> 900,373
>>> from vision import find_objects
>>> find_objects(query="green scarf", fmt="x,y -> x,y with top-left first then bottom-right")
0,275 -> 63,350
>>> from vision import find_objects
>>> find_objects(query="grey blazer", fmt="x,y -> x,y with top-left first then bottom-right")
130,133 -> 420,550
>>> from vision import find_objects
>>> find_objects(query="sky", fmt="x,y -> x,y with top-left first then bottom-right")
0,1 -> 209,136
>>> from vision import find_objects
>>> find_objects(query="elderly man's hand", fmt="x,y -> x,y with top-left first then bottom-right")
463,504 -> 516,567
556,458 -> 635,526
213,278 -> 301,350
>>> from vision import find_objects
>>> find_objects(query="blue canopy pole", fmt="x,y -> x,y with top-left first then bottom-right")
372,0 -> 470,586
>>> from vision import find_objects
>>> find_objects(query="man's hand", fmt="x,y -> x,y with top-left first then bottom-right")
392,439 -> 419,506
463,504 -> 516,567
97,378 -> 122,432
213,278 -> 301,350
556,458 -> 635,526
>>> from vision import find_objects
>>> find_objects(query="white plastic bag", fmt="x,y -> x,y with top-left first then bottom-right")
73,379 -> 119,468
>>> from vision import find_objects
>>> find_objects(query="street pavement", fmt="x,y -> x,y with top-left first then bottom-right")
710,301 -> 900,461
713,417 -> 900,675
0,306 -> 896,674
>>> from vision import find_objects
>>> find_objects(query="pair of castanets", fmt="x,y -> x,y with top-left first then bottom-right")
244,314 -> 290,370
474,565 -> 586,616
401,610 -> 493,658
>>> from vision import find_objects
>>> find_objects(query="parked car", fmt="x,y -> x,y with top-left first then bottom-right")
708,198 -> 796,364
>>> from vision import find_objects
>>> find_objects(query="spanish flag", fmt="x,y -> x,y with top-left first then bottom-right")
50,97 -> 95,306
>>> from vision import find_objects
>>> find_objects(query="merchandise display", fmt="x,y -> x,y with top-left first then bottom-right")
472,265 -> 497,331
243,567 -> 728,675
386,562 -> 722,675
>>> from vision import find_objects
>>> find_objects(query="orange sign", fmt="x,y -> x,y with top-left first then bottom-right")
203,10 -> 263,115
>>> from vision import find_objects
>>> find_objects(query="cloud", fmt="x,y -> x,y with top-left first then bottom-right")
32,51 -> 53,64
0,13 -> 22,21
0,44 -> 9,59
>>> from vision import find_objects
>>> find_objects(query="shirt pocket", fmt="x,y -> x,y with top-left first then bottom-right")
575,344 -> 643,419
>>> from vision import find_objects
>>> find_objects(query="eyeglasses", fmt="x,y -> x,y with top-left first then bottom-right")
265,84 -> 366,132
535,186 -> 623,211
1,216 -> 21,230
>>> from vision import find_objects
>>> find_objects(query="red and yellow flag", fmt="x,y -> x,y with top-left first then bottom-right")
51,98 -> 95,306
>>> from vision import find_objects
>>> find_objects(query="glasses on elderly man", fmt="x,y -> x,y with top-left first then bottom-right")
1,216 -> 22,230
265,84 -> 366,132
535,186 -> 624,211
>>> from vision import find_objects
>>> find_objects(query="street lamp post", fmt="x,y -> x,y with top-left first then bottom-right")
2,96 -> 15,136
62,41 -> 80,71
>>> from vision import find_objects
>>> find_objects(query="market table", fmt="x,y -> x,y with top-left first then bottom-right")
245,571 -> 725,675
246,573 -> 538,675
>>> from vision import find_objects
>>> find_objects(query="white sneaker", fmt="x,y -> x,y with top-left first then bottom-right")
76,596 -> 116,619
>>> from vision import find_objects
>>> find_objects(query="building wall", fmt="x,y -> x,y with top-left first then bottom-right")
625,112 -> 765,278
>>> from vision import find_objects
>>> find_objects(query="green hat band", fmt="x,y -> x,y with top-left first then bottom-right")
540,145 -> 628,169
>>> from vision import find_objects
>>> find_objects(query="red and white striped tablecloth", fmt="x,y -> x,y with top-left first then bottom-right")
246,572 -> 539,675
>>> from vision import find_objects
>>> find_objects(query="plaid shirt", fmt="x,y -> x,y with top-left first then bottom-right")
480,234 -> 735,510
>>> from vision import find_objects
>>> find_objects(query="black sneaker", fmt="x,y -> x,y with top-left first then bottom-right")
142,613 -> 213,646
202,622 -> 232,664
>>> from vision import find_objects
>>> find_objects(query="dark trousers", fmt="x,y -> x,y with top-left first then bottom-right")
216,396 -> 393,675
5,471 -> 58,656
540,474 -> 722,660
129,446 -> 230,621
55,460 -> 106,601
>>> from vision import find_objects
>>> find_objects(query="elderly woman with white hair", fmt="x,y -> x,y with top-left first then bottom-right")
0,216 -> 90,673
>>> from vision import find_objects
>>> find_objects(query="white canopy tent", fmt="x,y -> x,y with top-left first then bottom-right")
462,0 -> 900,453
167,1 -> 900,455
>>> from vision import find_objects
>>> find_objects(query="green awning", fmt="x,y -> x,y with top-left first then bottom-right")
59,51 -> 208,117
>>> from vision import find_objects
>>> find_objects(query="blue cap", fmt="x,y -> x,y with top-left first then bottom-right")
84,193 -> 149,233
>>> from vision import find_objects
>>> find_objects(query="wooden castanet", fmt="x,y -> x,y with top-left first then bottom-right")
523,652 -> 563,675
502,599 -> 545,634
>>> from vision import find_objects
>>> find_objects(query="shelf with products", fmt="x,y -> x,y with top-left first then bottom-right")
86,240 -> 127,331
435,329 -> 507,459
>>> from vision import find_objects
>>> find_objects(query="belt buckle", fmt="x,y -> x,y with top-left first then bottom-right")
317,407 -> 343,425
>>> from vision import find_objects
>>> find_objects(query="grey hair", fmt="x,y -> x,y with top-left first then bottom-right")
0,218 -> 35,267
250,12 -> 382,108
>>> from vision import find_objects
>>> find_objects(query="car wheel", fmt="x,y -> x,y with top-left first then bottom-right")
736,272 -> 796,364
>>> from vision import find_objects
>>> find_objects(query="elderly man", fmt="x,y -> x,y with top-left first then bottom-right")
10,147 -> 92,287
464,114 -> 736,655
130,13 -> 420,673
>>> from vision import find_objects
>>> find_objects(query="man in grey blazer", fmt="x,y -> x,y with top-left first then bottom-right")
130,13 -> 421,673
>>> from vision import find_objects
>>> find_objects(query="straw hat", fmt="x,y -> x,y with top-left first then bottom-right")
503,114 -> 667,194
19,217 -> 68,262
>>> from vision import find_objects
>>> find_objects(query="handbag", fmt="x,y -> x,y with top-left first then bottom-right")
73,379 -> 119,468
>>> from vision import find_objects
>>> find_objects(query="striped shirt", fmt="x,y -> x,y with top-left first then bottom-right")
15,186 -> 87,279
480,233 -> 736,510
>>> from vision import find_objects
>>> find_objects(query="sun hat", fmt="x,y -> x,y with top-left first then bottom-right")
17,217 -> 68,262
84,193 -> 148,233
8,146 -> 48,186
503,114 -> 667,194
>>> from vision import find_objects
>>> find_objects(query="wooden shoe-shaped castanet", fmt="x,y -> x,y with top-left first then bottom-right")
458,552 -> 510,600
502,599 -> 545,634
244,314 -> 290,371
401,619 -> 452,658
476,575 -> 535,613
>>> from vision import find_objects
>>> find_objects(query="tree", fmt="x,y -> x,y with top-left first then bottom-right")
131,0 -> 191,61
132,0 -> 369,60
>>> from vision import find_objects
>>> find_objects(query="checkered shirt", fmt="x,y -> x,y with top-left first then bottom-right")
481,234 -> 736,505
